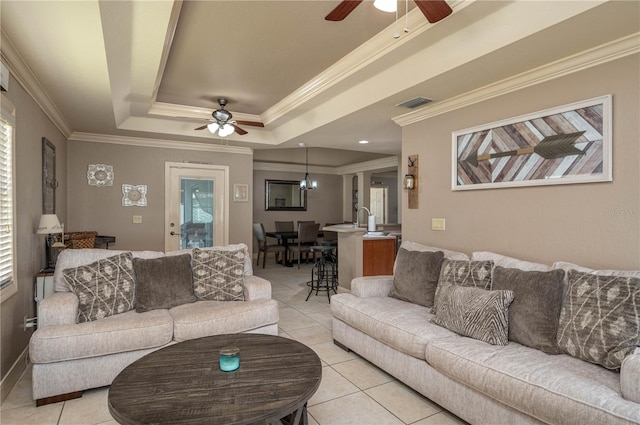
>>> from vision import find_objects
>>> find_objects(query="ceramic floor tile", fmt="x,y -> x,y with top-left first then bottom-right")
412,410 -> 469,425
58,387 -> 113,425
308,366 -> 360,406
0,402 -> 62,425
332,358 -> 395,390
307,412 -> 320,425
309,392 -> 404,425
286,325 -> 333,346
309,341 -> 357,365
307,312 -> 333,329
366,380 -> 442,424
278,311 -> 323,332
1,366 -> 33,411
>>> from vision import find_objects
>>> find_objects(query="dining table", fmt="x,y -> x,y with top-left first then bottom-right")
266,230 -> 324,267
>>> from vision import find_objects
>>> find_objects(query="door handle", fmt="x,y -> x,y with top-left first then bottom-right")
170,231 -> 180,236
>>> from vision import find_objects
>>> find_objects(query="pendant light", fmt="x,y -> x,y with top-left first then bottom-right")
300,147 -> 318,190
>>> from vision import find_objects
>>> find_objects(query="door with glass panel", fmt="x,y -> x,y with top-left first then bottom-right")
165,162 -> 228,252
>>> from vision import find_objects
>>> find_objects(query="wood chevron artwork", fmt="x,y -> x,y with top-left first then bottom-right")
452,95 -> 612,190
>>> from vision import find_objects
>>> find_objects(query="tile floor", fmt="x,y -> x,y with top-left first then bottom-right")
0,259 -> 467,425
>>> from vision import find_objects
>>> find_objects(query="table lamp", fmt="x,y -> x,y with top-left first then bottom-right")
37,214 -> 64,270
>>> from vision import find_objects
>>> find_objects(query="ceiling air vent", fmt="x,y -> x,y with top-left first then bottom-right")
396,97 -> 432,109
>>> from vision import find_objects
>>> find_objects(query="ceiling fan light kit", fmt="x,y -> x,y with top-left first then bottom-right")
374,0 -> 397,13
194,98 -> 264,137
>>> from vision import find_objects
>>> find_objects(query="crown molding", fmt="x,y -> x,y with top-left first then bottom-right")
253,161 -> 335,175
336,156 -> 399,175
0,29 -> 73,138
393,33 -> 640,127
261,0 -> 470,125
69,132 -> 253,155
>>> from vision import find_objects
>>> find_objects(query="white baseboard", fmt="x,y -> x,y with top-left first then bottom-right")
0,346 -> 29,403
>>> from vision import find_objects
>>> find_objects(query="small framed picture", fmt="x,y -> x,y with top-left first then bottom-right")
233,184 -> 249,202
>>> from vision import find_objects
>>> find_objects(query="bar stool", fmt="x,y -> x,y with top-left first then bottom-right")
306,245 -> 338,302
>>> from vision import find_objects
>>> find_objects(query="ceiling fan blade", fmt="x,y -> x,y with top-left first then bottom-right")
232,124 -> 248,135
194,124 -> 209,131
235,120 -> 264,128
325,0 -> 363,21
414,0 -> 452,23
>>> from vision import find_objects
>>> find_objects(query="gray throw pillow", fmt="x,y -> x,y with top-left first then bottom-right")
133,254 -> 197,312
431,283 -> 514,346
63,252 -> 136,323
556,270 -> 640,370
432,259 -> 493,314
492,266 -> 565,354
192,247 -> 245,301
389,248 -> 444,307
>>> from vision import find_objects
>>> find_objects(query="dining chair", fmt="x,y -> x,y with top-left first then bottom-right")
288,222 -> 320,269
275,221 -> 294,232
320,223 -> 338,247
296,220 -> 315,227
253,223 -> 287,268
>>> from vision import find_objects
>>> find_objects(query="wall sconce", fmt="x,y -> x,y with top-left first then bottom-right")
407,154 -> 418,209
403,174 -> 415,190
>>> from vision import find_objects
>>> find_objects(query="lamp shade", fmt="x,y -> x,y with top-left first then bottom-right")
37,214 -> 63,234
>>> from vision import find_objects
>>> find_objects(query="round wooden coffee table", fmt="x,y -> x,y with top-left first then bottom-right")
108,334 -> 322,425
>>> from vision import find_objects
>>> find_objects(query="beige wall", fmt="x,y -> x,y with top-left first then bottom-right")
1,75 -> 67,391
253,169 -> 343,247
402,54 -> 640,270
67,141 -> 253,252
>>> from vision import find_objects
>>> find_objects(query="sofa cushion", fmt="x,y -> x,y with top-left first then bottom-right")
557,270 -> 640,370
492,266 -> 565,353
170,299 -> 279,341
133,254 -> 197,312
432,259 -> 493,315
29,309 -> 173,363
398,241 -> 469,261
389,248 -> 444,307
54,249 -> 165,292
331,293 -> 459,359
431,284 -> 514,346
191,247 -> 245,301
425,337 -> 640,425
63,252 -> 136,322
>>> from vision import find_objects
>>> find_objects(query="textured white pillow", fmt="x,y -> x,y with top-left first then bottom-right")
166,243 -> 253,276
472,251 -> 551,272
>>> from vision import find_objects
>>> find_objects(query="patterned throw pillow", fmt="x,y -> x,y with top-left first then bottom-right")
432,259 -> 493,314
431,284 -> 514,345
63,252 -> 136,323
192,247 -> 245,301
556,270 -> 640,370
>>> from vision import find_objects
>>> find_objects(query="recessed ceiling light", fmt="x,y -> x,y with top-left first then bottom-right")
358,140 -> 369,144
297,142 -> 306,147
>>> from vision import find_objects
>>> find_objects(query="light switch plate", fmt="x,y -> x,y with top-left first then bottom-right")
133,215 -> 143,224
432,218 -> 446,231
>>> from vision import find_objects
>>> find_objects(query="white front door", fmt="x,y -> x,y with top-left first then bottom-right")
370,187 -> 388,224
165,162 -> 229,252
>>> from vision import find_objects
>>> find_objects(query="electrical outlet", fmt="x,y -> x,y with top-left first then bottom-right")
23,314 -> 28,331
432,218 -> 446,231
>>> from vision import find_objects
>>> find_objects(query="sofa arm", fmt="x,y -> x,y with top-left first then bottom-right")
244,275 -> 272,301
351,275 -> 394,298
37,292 -> 78,327
621,350 -> 640,403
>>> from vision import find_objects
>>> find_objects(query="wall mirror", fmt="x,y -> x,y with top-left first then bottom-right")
265,180 -> 306,211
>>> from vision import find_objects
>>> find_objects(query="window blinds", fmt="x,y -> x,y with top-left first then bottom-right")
0,114 -> 14,290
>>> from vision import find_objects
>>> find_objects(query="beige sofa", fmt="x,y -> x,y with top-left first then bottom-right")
331,241 -> 640,425
29,244 -> 279,405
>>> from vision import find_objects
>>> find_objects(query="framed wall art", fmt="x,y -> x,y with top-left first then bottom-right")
42,137 -> 57,213
452,95 -> 612,191
233,184 -> 249,202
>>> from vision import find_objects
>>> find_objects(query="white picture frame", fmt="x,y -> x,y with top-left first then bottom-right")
233,184 -> 249,202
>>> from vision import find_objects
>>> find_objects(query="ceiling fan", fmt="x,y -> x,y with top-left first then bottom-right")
194,98 -> 264,136
325,0 -> 452,23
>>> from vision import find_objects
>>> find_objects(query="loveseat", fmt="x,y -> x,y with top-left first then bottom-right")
331,241 -> 640,424
29,243 -> 279,406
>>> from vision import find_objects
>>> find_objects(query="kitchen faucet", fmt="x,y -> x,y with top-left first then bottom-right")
355,206 -> 371,228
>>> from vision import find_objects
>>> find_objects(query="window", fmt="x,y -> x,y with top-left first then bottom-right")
0,94 -> 16,302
